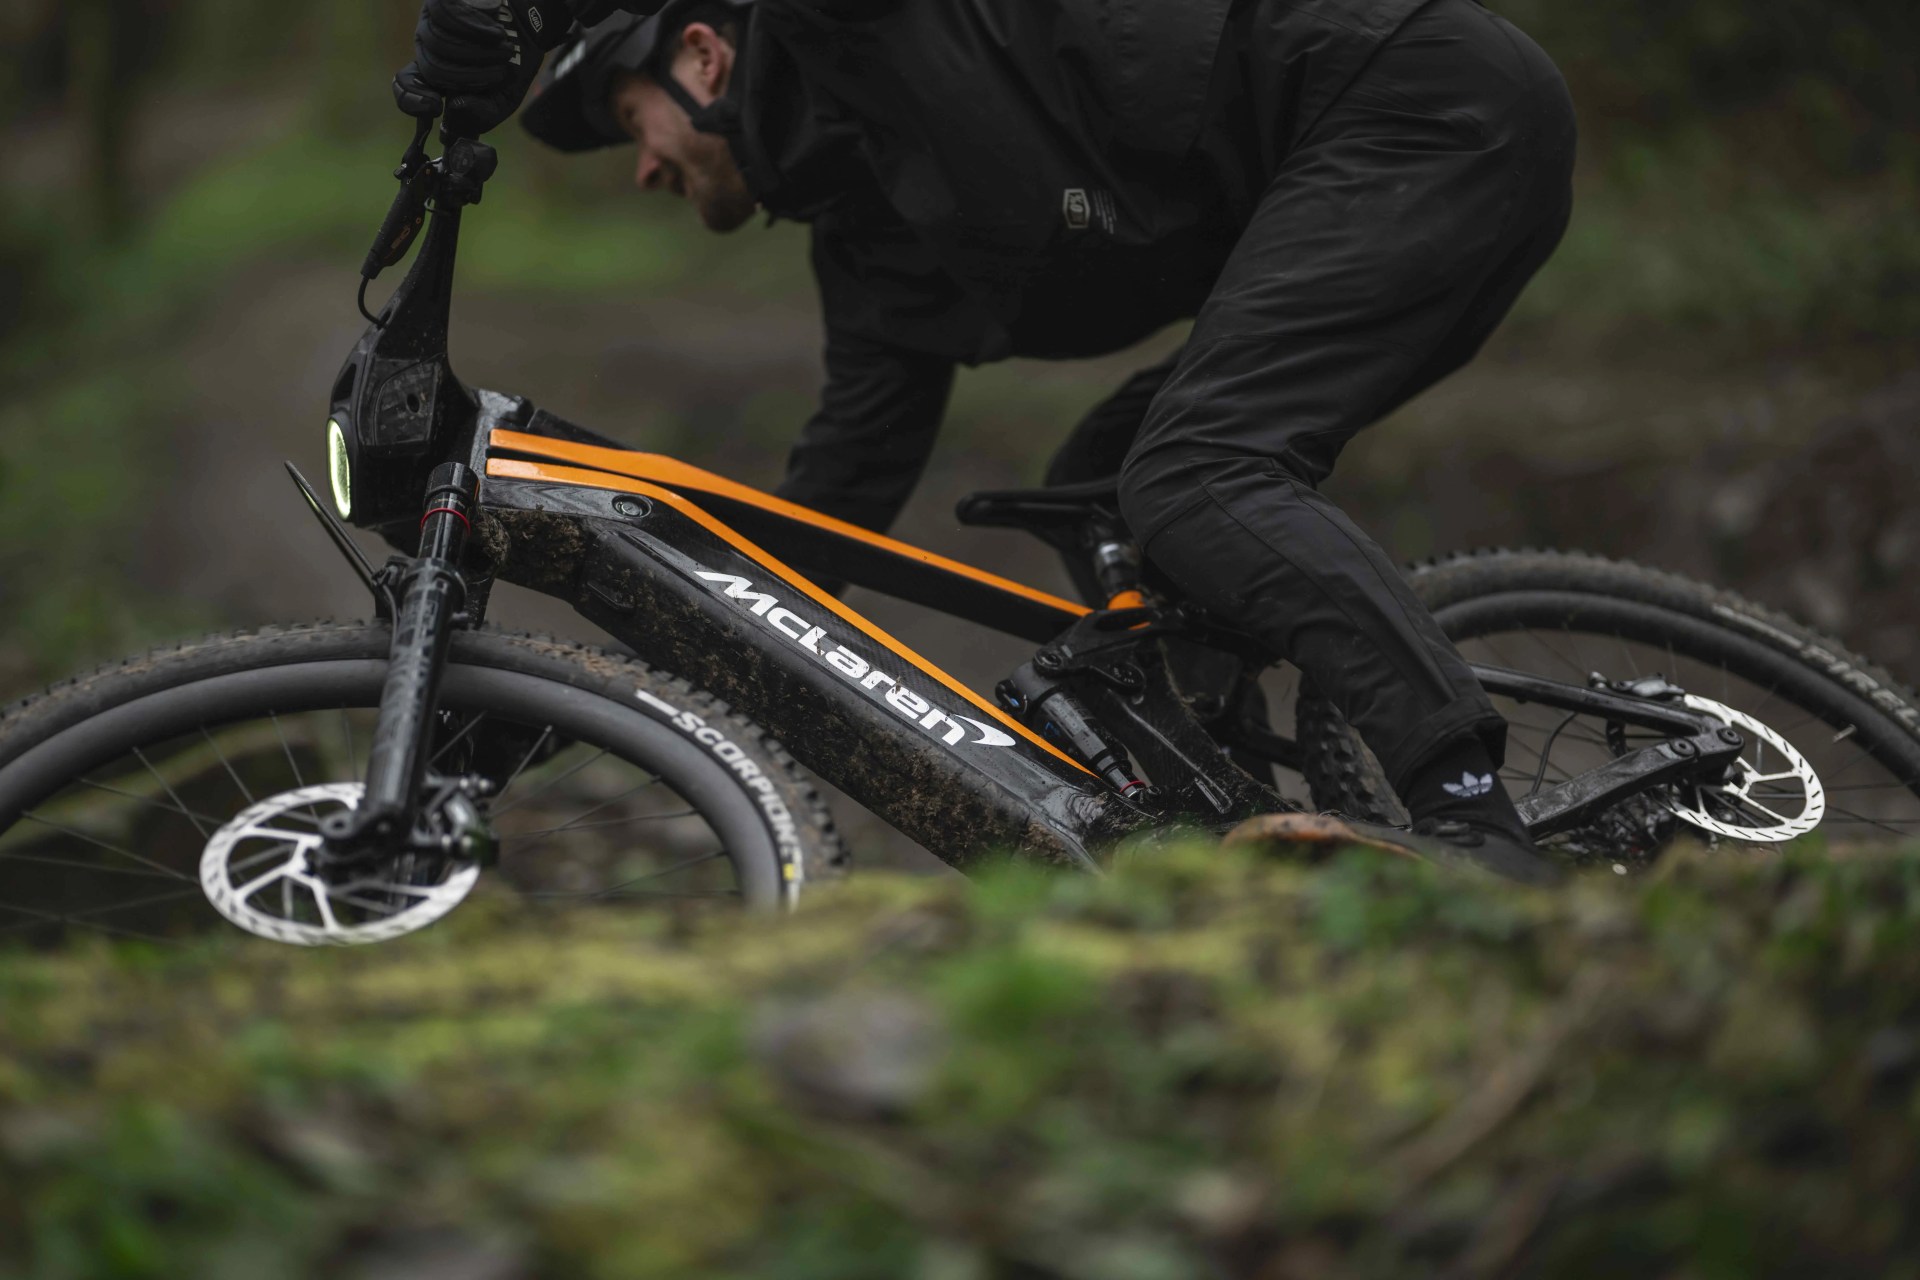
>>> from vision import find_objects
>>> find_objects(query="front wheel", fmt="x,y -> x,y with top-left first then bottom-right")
1300,551 -> 1920,862
0,624 -> 845,948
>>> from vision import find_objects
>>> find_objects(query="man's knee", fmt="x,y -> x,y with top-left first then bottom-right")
1119,447 -> 1309,556
1115,448 -> 1186,550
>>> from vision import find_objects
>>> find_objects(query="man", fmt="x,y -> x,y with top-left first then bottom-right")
394,0 -> 1577,874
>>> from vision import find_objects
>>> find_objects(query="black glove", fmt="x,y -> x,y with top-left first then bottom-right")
393,0 -> 578,136
575,0 -> 667,22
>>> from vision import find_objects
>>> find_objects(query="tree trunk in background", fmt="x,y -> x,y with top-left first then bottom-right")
66,0 -> 135,240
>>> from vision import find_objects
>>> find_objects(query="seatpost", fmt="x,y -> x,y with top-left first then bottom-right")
321,462 -> 481,857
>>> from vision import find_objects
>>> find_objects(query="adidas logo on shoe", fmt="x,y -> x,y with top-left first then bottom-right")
1442,771 -> 1496,799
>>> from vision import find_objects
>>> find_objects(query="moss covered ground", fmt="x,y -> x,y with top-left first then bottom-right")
5,842 -> 1920,1279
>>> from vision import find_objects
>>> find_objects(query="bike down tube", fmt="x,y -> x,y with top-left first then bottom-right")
473,467 -> 1146,871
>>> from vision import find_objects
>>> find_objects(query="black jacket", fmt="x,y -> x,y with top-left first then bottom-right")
700,0 -> 1431,528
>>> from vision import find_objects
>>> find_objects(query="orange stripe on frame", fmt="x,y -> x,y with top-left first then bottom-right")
485,457 -> 1095,776
489,429 -> 1090,620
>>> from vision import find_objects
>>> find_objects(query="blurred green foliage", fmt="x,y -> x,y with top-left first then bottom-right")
7,842 -> 1920,1277
1503,0 -> 1919,149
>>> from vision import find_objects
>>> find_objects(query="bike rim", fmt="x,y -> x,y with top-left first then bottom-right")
0,662 -> 779,948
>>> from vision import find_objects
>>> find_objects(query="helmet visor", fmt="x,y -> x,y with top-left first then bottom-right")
521,14 -> 663,153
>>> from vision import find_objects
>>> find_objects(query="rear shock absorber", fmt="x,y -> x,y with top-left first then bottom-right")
1092,538 -> 1146,611
997,661 -> 1149,800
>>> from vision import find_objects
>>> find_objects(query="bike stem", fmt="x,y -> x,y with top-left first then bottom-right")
320,461 -> 482,858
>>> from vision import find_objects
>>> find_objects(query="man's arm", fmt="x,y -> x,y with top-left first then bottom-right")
777,327 -> 956,534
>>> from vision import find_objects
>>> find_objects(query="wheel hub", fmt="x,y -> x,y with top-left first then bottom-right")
199,783 -> 479,946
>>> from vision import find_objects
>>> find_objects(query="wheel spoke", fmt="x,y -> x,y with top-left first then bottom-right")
270,712 -> 309,790
72,777 -> 226,832
594,850 -> 727,896
193,731 -> 257,809
526,887 -> 740,901
1817,810 -> 1917,838
1522,629 -> 1588,680
0,851 -> 187,881
492,725 -> 558,802
341,709 -> 360,779
505,777 -> 670,840
429,712 -> 491,769
16,814 -> 197,882
489,747 -> 610,818
0,912 -> 184,945
132,746 -> 214,839
0,888 -> 202,940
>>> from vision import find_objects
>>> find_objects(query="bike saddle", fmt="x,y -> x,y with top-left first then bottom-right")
955,477 -> 1121,533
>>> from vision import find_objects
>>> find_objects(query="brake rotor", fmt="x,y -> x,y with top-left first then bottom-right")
1664,694 -> 1826,843
200,783 -> 479,946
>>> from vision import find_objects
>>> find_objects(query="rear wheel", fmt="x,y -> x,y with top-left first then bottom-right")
0,624 -> 844,947
1299,551 -> 1920,862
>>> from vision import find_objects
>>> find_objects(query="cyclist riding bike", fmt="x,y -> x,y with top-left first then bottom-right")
394,0 -> 1578,873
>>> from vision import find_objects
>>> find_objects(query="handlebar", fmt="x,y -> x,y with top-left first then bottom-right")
359,121 -> 499,288
357,121 -> 500,326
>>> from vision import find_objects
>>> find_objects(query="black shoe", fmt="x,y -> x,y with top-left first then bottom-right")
1225,812 -> 1563,887
1406,817 -> 1564,886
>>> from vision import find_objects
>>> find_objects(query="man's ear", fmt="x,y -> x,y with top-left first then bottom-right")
677,22 -> 735,101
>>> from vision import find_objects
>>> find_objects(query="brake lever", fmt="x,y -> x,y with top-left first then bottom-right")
360,116 -> 438,287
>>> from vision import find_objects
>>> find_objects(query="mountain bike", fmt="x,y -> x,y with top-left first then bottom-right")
4,125 -> 1917,948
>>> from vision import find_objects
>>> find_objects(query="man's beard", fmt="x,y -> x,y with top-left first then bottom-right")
694,173 -> 758,232
686,140 -> 757,232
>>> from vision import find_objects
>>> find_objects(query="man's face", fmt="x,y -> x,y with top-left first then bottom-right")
611,25 -> 757,233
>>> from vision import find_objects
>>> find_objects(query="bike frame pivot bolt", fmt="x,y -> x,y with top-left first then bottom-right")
1034,650 -> 1065,674
1672,738 -> 1699,758
613,498 -> 648,518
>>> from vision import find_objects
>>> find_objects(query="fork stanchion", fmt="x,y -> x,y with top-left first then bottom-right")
319,462 -> 480,859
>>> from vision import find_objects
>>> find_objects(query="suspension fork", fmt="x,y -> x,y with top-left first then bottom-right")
320,462 -> 482,857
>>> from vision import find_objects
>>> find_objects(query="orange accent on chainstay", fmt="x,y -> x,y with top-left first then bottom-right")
489,429 -> 1089,620
485,457 -> 1094,776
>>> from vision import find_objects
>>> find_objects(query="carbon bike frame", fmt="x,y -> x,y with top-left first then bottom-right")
318,136 -> 1742,872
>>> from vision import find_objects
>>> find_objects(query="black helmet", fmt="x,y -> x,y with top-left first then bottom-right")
521,0 -> 754,153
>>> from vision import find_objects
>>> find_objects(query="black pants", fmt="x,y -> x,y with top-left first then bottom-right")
1061,0 -> 1576,791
